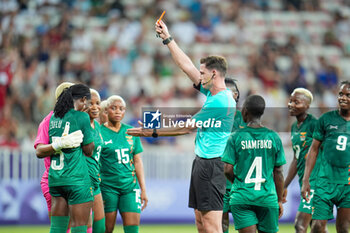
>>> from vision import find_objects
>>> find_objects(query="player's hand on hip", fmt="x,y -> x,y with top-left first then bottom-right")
301,181 -> 311,202
141,191 -> 148,211
278,202 -> 283,219
282,189 -> 288,203
155,20 -> 171,40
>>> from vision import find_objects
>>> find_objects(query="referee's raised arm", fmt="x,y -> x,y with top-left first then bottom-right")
155,20 -> 200,86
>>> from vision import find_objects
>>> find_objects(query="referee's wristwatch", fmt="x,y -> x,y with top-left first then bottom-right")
152,128 -> 158,138
162,36 -> 173,45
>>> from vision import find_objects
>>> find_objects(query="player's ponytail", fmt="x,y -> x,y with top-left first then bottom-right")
54,84 -> 91,118
54,87 -> 74,118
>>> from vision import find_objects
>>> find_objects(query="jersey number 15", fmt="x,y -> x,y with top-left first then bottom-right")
115,148 -> 130,164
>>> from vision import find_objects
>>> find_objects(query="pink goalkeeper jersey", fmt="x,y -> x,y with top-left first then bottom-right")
34,111 -> 54,181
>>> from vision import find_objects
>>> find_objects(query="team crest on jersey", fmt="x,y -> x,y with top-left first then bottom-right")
300,132 -> 307,141
126,136 -> 133,146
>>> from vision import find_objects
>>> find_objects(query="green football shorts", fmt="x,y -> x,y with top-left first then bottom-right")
298,188 -> 315,214
231,204 -> 279,233
312,179 -> 350,220
101,186 -> 141,213
50,185 -> 93,205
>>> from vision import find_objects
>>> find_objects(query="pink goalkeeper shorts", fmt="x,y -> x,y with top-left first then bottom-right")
40,173 -> 51,212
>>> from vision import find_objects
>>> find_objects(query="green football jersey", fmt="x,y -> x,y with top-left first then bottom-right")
226,110 -> 247,189
291,114 -> 320,187
231,110 -> 246,132
48,109 -> 94,187
86,120 -> 104,189
222,127 -> 286,208
313,110 -> 350,184
100,123 -> 143,192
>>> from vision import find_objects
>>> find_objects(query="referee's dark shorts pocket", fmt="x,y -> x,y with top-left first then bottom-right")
211,160 -> 226,195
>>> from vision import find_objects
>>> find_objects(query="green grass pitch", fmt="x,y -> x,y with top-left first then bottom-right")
0,224 -> 337,233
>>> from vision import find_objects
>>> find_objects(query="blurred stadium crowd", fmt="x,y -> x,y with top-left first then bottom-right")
0,0 -> 348,150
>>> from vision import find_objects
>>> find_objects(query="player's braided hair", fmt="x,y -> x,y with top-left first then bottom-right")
341,80 -> 350,86
54,84 -> 91,118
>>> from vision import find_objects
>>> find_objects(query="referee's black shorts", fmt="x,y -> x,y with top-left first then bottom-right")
188,155 -> 226,211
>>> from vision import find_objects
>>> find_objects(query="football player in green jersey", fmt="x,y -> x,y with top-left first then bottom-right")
302,81 -> 350,233
222,95 -> 286,233
283,88 -> 322,233
222,78 -> 246,233
86,89 -> 105,233
100,95 -> 148,233
49,84 -> 95,233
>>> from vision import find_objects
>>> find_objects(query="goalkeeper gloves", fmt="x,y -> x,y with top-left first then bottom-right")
52,130 -> 84,152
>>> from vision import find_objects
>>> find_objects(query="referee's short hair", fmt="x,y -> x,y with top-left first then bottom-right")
200,55 -> 227,76
244,95 -> 265,118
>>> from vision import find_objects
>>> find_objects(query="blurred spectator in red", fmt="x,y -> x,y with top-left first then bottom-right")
0,50 -> 14,120
0,106 -> 19,149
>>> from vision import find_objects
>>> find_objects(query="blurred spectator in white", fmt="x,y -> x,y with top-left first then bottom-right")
170,11 -> 197,45
71,27 -> 93,51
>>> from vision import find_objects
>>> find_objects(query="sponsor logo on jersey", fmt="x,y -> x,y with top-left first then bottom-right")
104,139 -> 112,145
300,132 -> 307,141
330,125 -> 338,129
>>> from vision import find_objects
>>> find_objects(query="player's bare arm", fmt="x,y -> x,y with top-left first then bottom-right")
301,139 -> 321,201
36,144 -> 55,158
224,163 -> 234,183
273,165 -> 284,219
282,155 -> 298,203
82,142 -> 95,157
36,130 -> 84,158
155,20 -> 200,85
134,153 -> 148,211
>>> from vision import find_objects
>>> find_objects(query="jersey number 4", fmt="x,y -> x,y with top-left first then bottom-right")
245,157 -> 266,190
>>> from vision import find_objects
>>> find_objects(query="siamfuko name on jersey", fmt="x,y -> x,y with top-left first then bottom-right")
241,140 -> 273,149
162,118 -> 222,128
